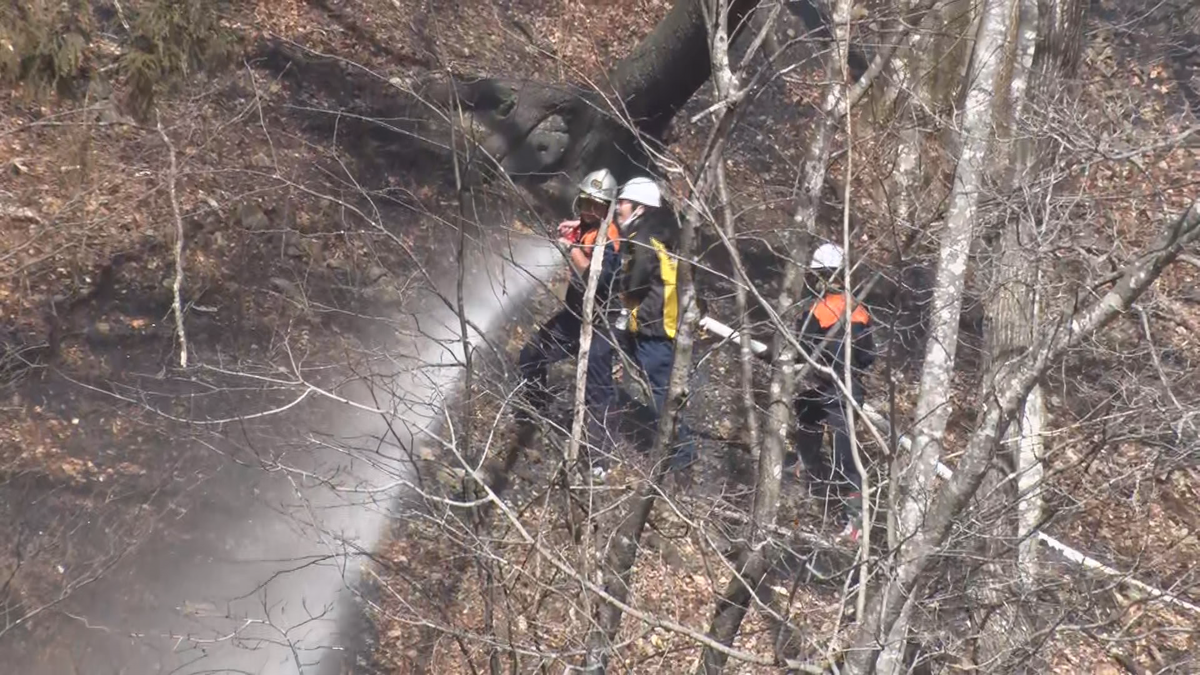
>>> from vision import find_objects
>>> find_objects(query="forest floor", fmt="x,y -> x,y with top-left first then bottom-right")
1,0 -> 1198,673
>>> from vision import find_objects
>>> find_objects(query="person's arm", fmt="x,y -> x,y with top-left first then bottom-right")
851,321 -> 877,371
596,241 -> 622,299
554,219 -> 592,275
622,231 -> 656,305
567,244 -> 592,274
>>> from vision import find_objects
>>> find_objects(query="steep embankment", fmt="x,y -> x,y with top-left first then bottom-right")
0,2 -> 569,671
1,223 -> 558,674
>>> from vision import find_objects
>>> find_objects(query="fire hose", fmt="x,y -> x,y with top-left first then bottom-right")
694,313 -> 1200,615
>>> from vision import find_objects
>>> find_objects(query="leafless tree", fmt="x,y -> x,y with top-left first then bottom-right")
4,0 -> 1199,673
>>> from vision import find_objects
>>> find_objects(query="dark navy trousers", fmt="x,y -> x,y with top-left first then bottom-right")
620,333 -> 697,471
517,308 -> 615,462
792,379 -> 865,493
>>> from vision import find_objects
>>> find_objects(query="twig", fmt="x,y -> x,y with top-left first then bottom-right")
156,112 -> 190,369
112,0 -> 132,34
839,0 -> 871,622
1137,306 -> 1185,412
857,403 -> 1200,617
700,312 -> 1200,618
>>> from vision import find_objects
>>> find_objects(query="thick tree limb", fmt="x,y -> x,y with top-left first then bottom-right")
866,1 -> 1019,670
845,199 -> 1200,672
859,402 -> 1200,617
697,0 -> 852,667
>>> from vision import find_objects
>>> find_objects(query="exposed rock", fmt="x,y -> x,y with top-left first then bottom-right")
282,231 -> 307,259
363,284 -> 404,306
365,264 -> 389,284
270,277 -> 305,302
237,203 -> 270,231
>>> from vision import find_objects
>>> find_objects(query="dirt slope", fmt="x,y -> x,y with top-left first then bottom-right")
1,0 -> 1197,673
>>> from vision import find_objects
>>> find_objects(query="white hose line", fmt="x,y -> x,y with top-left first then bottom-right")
698,314 -> 1200,616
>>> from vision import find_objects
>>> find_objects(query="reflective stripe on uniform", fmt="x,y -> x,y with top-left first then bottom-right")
654,238 -> 678,339
628,237 -> 679,338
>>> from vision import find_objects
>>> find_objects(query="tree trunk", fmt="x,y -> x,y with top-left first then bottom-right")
557,0 -> 758,179
581,5 -> 781,668
872,8 -> 927,675
973,212 -> 1041,670
717,162 -> 761,459
582,135 -> 706,675
968,0 -> 1041,665
971,0 -> 1089,664
697,0 -> 852,668
610,0 -> 756,136
858,0 -> 1019,672
845,200 -> 1200,673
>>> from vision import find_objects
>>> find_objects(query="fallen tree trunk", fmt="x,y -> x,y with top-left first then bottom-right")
433,0 -> 759,185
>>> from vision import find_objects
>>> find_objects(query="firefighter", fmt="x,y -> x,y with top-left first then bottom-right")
789,242 -> 876,540
517,169 -> 623,479
615,176 -> 697,476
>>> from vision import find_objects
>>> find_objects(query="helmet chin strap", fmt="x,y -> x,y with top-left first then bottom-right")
619,205 -> 646,232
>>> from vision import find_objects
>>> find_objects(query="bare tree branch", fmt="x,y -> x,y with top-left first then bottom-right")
846,199 -> 1200,671
156,112 -> 190,369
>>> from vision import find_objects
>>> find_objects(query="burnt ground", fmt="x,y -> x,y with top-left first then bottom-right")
0,1 -> 511,667
2,0 -> 1199,672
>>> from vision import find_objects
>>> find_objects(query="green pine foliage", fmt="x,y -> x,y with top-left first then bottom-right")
123,0 -> 233,120
1,0 -> 233,118
0,1 -> 94,96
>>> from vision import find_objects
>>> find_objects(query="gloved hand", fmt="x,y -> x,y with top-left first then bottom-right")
554,238 -> 573,256
558,219 -> 581,243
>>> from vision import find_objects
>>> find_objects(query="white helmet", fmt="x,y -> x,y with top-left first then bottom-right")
810,243 -> 845,271
618,176 -> 662,208
578,169 -> 617,203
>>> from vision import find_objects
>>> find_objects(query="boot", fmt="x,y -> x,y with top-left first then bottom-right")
837,491 -> 863,543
